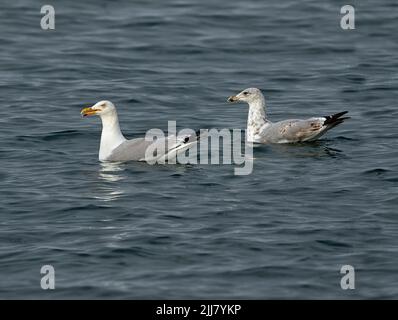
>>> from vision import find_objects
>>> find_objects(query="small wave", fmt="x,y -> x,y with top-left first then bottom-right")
60,204 -> 112,213
362,168 -> 391,176
316,239 -> 352,248
17,130 -> 83,142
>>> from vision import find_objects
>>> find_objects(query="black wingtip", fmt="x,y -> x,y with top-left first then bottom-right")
324,111 -> 350,125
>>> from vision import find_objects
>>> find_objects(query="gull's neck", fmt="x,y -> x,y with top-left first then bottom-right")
247,95 -> 268,142
99,111 -> 126,161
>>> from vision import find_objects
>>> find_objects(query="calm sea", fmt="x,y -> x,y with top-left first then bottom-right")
0,0 -> 397,298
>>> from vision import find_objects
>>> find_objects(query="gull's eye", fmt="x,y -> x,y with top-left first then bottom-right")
243,91 -> 249,96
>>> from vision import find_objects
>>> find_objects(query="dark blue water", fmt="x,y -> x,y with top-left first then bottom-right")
1,0 -> 397,299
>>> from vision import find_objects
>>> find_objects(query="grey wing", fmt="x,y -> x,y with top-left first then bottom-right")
106,138 -> 152,161
257,118 -> 326,143
276,118 -> 327,142
106,133 -> 201,162
261,111 -> 349,143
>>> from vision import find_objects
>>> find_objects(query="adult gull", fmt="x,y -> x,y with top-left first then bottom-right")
81,101 -> 200,162
228,88 -> 349,143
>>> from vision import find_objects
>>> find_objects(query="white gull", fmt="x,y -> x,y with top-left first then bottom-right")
81,101 -> 200,162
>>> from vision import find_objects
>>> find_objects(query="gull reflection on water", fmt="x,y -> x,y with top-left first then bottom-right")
252,140 -> 344,159
96,162 -> 126,202
99,161 -> 125,182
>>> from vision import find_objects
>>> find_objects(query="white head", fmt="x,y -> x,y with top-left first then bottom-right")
80,100 -> 116,117
227,88 -> 264,104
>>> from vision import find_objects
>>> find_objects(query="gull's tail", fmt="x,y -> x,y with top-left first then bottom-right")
307,111 -> 350,141
323,111 -> 350,128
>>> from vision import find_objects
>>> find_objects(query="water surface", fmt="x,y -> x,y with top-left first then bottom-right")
0,0 -> 397,298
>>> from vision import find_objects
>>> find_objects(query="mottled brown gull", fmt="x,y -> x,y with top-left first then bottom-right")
228,88 -> 349,143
